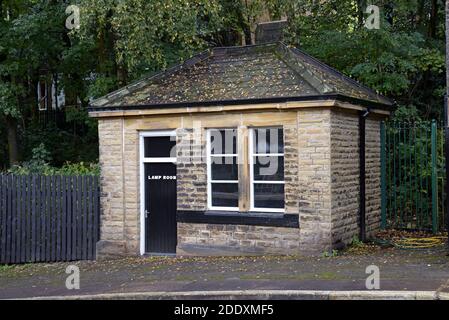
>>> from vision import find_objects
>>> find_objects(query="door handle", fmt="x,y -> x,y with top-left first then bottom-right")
145,210 -> 150,218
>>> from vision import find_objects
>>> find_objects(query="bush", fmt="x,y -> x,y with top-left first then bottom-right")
6,143 -> 99,176
7,161 -> 100,176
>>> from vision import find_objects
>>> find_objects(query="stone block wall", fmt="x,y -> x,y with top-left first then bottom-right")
296,109 -> 333,254
95,107 -> 384,258
284,124 -> 300,214
329,111 -> 383,248
123,122 -> 140,254
330,111 -> 360,247
96,118 -> 141,257
175,114 -> 302,254
178,223 -> 301,254
96,118 -> 127,256
365,118 -> 382,237
176,128 -> 207,211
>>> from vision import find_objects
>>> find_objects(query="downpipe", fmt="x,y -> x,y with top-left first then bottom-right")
445,95 -> 449,255
359,109 -> 370,242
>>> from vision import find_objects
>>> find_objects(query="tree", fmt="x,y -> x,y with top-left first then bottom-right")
0,0 -> 447,169
446,0 -> 449,102
281,0 -> 446,119
78,0 -> 223,90
0,1 -> 96,167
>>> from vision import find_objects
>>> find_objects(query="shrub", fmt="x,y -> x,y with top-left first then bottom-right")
7,161 -> 99,176
6,143 -> 99,176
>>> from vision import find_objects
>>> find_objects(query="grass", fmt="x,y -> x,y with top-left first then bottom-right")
0,264 -> 15,273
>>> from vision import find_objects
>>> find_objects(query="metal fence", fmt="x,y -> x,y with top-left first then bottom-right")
0,174 -> 100,264
381,121 -> 446,233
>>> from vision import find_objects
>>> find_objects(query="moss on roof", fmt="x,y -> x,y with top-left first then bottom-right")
91,42 -> 393,108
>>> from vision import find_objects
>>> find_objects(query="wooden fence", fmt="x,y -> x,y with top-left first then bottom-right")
0,174 -> 100,264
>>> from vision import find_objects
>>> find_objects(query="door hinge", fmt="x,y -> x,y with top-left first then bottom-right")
145,210 -> 149,218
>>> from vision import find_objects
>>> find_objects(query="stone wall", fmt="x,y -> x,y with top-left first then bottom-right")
284,124 -> 300,214
330,111 -> 360,247
177,223 -> 300,254
296,109 -> 333,254
96,118 -> 127,257
365,118 -> 382,237
95,107 -> 384,258
97,118 -> 145,257
176,128 -> 207,211
123,122 -> 140,254
329,111 -> 383,248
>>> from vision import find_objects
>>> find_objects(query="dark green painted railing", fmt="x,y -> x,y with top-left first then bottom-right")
380,120 -> 446,233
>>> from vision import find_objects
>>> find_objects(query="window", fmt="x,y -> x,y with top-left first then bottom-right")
207,129 -> 239,211
250,128 -> 285,212
38,80 -> 48,111
144,136 -> 176,158
206,127 -> 285,213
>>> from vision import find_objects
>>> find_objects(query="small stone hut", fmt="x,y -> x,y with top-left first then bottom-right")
88,41 -> 392,258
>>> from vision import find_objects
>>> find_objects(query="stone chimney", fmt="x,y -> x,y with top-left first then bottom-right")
255,20 -> 288,44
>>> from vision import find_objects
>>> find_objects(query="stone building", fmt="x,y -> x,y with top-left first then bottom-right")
88,41 -> 392,258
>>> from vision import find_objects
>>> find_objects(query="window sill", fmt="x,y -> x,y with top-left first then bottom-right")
177,210 -> 299,228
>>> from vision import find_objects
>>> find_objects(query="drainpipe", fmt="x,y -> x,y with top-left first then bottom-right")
445,95 -> 449,255
359,109 -> 370,242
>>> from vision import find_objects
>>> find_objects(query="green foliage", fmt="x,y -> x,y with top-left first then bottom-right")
282,0 -> 446,120
322,249 -> 339,258
0,0 -> 447,170
393,105 -> 422,122
350,236 -> 364,248
384,120 -> 446,230
8,161 -> 100,176
78,0 -> 223,81
21,120 -> 98,167
55,162 -> 100,176
0,83 -> 23,119
30,143 -> 52,164
86,75 -> 118,100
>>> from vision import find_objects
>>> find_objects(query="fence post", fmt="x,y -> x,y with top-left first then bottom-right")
381,121 -> 387,229
431,120 -> 439,234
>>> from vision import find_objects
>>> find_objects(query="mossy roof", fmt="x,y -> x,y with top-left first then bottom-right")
90,42 -> 393,109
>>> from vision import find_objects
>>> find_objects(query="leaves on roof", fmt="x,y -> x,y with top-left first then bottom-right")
92,43 -> 392,108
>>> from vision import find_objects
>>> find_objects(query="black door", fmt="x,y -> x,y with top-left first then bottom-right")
144,162 -> 177,254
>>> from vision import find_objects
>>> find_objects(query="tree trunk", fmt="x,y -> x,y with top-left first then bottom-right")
243,26 -> 252,45
356,0 -> 366,29
429,0 -> 438,38
417,0 -> 425,28
6,116 -> 19,166
116,63 -> 128,88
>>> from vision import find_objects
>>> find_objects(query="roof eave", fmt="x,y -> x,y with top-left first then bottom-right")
88,93 -> 394,114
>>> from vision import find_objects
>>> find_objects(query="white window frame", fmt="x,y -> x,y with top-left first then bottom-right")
206,129 -> 239,211
139,130 -> 177,255
249,127 -> 285,213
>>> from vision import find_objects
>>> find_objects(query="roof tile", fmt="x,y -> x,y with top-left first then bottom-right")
91,42 -> 393,108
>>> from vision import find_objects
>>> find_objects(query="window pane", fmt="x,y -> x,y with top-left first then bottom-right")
210,129 -> 237,155
253,156 -> 284,181
254,184 -> 284,209
211,183 -> 239,208
253,128 -> 284,154
144,137 -> 176,158
211,156 -> 238,181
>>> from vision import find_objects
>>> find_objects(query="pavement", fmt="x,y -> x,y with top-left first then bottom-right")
1,244 -> 449,300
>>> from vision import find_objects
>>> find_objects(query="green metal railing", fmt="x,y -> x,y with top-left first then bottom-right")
381,120 -> 446,233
